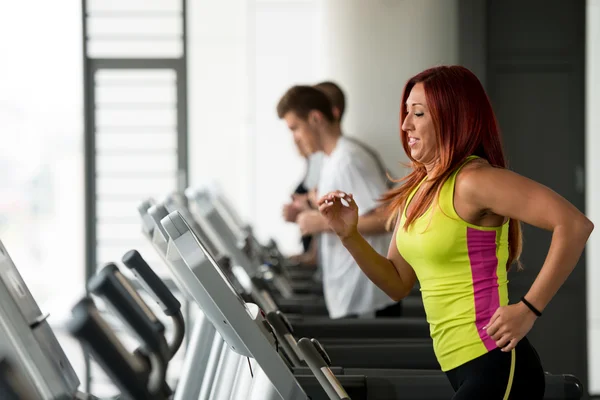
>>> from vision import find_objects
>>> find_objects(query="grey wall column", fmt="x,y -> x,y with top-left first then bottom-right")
457,0 -> 588,396
319,0 -> 460,178
457,0 -> 487,87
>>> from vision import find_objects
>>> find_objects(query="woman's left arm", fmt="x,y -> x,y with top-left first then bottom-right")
462,165 -> 594,350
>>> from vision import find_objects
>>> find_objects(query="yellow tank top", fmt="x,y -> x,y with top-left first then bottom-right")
397,156 -> 510,371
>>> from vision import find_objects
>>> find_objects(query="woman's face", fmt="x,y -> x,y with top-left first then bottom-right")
401,83 -> 437,166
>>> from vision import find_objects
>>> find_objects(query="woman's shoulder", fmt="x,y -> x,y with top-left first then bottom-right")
461,156 -> 491,173
453,157 -> 496,197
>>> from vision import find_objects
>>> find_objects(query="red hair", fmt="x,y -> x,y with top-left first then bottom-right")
381,65 -> 522,269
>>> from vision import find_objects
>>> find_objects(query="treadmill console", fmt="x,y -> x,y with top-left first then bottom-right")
160,211 -> 307,400
164,194 -> 224,260
0,241 -> 80,399
161,211 -> 278,356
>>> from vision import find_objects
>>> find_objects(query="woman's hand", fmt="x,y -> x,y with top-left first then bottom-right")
317,191 -> 359,239
483,302 -> 538,352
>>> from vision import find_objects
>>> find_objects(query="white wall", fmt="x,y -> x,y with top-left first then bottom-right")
252,0 -> 322,254
187,0 -> 253,220
319,0 -> 459,178
586,0 -> 600,394
188,0 -> 460,255
188,0 -> 321,255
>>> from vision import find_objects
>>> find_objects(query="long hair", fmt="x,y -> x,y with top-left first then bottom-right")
381,66 -> 522,270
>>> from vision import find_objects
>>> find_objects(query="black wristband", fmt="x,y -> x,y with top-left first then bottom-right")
521,296 -> 542,317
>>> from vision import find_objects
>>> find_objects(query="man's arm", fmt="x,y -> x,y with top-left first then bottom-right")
357,206 -> 389,235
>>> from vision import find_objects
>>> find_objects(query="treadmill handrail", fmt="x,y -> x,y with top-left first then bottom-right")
88,263 -> 169,363
297,338 -> 351,400
122,250 -> 181,317
67,298 -> 163,400
122,250 -> 185,360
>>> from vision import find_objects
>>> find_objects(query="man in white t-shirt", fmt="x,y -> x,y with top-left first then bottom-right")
276,85 -> 398,319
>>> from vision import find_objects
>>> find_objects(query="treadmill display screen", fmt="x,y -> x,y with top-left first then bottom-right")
186,221 -> 247,305
189,220 -> 221,260
214,195 -> 246,235
164,196 -> 223,259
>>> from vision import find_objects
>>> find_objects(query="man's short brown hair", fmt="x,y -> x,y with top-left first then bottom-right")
314,81 -> 346,120
276,85 -> 335,122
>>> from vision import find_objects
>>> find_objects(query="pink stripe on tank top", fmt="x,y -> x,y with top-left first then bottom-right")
467,227 -> 500,351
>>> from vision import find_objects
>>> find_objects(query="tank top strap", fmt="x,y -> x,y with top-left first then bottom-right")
438,155 -> 480,219
402,177 -> 427,221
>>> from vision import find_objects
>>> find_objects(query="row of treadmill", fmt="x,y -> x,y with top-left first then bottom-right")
0,186 -> 586,399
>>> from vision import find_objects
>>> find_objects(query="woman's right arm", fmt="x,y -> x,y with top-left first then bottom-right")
341,214 -> 417,301
319,190 -> 417,301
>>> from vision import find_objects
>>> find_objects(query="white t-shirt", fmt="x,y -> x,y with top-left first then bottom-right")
303,151 -> 324,190
318,137 -> 395,319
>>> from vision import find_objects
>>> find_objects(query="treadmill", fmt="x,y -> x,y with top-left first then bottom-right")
157,209 -> 584,400
122,249 -> 251,400
159,210 -> 307,400
138,198 -> 242,400
0,240 -> 85,399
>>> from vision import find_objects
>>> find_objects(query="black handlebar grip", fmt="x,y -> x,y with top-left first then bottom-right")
88,263 -> 166,357
266,311 -> 288,336
266,311 -> 294,337
275,310 -> 294,334
311,338 -> 332,367
250,276 -> 268,292
563,374 -> 584,399
122,250 -> 181,317
543,373 -> 583,400
67,297 -> 157,400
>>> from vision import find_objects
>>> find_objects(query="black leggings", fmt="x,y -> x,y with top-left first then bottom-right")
445,337 -> 545,399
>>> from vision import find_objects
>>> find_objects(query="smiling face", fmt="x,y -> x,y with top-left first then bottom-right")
401,83 -> 437,166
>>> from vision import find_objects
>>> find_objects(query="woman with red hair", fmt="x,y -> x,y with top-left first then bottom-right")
317,65 -> 593,399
